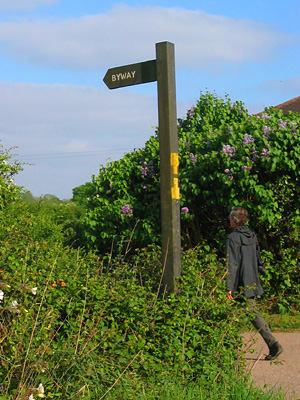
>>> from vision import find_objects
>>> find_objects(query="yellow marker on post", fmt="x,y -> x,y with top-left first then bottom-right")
171,152 -> 179,175
171,153 -> 180,200
171,178 -> 180,200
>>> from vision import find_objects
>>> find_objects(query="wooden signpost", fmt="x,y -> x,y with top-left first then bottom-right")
103,41 -> 181,292
103,60 -> 157,89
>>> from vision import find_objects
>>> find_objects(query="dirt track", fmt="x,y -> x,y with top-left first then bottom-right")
243,331 -> 300,399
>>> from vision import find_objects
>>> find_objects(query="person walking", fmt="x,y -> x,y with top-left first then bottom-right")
226,206 -> 283,360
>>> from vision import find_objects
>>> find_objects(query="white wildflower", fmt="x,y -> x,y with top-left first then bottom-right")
29,395 -> 35,400
31,287 -> 37,296
0,290 -> 4,301
9,300 -> 20,314
37,383 -> 45,397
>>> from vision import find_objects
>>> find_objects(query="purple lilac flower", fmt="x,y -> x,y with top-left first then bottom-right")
149,162 -> 154,176
261,146 -> 271,158
259,113 -> 272,120
143,185 -> 148,191
242,165 -> 252,171
251,146 -> 257,163
222,145 -> 236,158
141,162 -> 147,178
140,161 -> 154,178
278,119 -> 287,130
181,207 -> 189,213
189,152 -> 197,165
290,121 -> 298,130
224,169 -> 234,181
189,107 -> 194,119
243,134 -> 255,146
121,204 -> 133,217
290,121 -> 298,134
263,126 -> 271,139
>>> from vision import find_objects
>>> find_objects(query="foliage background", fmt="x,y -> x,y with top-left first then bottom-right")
1,92 -> 300,398
83,92 -> 300,311
0,201 -> 249,399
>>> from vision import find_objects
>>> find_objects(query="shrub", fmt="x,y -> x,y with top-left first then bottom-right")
86,93 -> 300,252
0,203 -> 248,398
84,92 -> 300,307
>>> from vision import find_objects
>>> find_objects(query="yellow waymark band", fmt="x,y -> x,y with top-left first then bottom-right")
170,152 -> 179,175
170,153 -> 180,200
171,178 -> 180,200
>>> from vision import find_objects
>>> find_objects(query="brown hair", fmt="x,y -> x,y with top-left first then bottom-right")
230,206 -> 249,226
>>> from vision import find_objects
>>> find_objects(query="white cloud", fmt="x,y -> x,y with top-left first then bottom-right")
0,81 -> 161,198
0,0 -> 59,11
0,80 -> 191,198
3,83 -> 161,160
0,5 -> 293,70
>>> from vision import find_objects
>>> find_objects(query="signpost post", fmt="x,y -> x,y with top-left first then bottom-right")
155,42 -> 181,293
103,41 -> 181,292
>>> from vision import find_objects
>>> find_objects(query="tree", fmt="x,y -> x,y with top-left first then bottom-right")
72,182 -> 96,206
21,190 -> 38,203
0,143 -> 23,209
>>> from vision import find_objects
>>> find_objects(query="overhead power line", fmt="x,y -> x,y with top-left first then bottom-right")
12,147 -> 135,161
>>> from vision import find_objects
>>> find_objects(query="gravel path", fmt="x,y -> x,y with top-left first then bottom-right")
243,331 -> 300,399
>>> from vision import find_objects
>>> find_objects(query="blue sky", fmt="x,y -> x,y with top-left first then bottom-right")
1,0 -> 300,199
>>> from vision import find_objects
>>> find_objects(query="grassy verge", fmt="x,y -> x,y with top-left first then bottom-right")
267,310 -> 300,332
238,304 -> 300,333
102,376 -> 291,400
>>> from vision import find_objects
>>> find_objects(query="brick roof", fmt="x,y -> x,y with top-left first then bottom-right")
256,96 -> 300,115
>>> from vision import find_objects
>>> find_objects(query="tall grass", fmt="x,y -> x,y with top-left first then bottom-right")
96,375 -> 293,400
0,205 -> 295,399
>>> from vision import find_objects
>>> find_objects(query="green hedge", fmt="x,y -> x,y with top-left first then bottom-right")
0,203 -> 249,399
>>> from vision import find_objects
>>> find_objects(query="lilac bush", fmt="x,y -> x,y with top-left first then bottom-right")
86,92 -> 300,263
